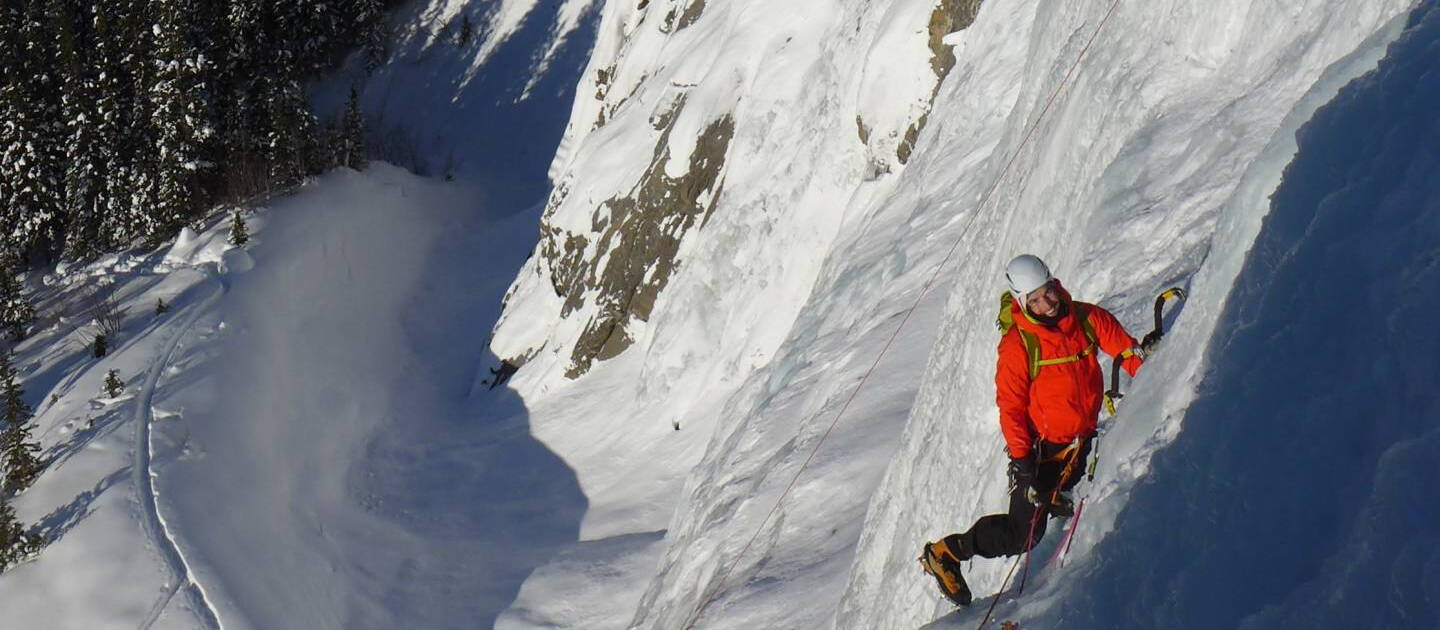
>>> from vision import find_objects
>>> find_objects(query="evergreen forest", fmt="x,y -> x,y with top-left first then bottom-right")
0,0 -> 396,266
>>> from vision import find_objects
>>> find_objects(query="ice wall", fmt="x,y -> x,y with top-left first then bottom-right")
487,0 -> 1421,627
606,0 -> 1414,628
842,2 -> 1421,628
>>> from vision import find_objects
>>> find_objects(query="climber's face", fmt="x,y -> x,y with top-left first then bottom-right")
1025,282 -> 1060,318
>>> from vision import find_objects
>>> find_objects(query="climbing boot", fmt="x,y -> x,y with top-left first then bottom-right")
1049,491 -> 1076,518
919,538 -> 972,607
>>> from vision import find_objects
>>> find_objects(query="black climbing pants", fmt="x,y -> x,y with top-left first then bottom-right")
947,438 -> 1091,560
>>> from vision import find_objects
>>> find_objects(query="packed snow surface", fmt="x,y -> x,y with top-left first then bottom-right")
0,165 -> 571,629
3,0 -> 1437,629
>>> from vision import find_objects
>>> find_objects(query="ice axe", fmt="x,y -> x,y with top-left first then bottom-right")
1103,287 -> 1186,416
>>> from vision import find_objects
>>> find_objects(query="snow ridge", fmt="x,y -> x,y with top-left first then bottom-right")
135,270 -> 225,630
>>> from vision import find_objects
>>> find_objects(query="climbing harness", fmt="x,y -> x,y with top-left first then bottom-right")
978,442 -> 1084,629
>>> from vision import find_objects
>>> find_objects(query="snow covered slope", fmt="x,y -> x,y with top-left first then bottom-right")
995,6 -> 1440,627
146,166 -> 578,630
490,0 -> 1426,628
0,1 -> 605,626
3,0 -> 1434,628
316,0 -> 603,210
0,164 -> 568,629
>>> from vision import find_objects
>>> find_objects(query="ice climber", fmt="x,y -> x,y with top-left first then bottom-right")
919,254 -> 1149,607
487,360 -> 518,390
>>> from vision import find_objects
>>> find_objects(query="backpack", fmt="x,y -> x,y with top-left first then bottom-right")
995,292 -> 1098,380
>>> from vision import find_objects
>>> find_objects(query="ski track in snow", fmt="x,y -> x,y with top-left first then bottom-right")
135,267 -> 225,630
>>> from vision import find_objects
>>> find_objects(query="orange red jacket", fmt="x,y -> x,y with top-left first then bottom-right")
996,283 -> 1142,459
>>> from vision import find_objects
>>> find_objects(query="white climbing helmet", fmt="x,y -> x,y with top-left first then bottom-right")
1005,254 -> 1053,301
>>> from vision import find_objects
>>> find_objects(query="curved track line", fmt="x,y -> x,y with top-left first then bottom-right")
136,268 -> 226,630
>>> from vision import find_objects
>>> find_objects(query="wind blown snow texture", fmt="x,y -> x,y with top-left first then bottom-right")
843,2 -> 1426,628
148,166 -> 586,630
1025,5 -> 1440,626
1,0 -> 603,625
1,0 -> 1433,628
489,0 -> 1413,628
0,164 -> 578,629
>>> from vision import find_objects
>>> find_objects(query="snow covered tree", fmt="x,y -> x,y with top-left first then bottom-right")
148,0 -> 216,238
59,2 -> 109,258
0,497 -> 42,572
6,0 -> 67,262
107,0 -> 163,245
0,22 -> 64,261
89,4 -> 143,253
0,352 -> 40,494
228,210 -> 249,246
358,0 -> 388,74
103,370 -> 124,398
341,86 -> 367,170
0,0 -> 396,262
265,78 -> 318,191
0,266 -> 35,342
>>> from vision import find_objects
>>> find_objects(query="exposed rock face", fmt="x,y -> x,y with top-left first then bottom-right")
541,95 -> 734,378
898,0 -> 984,164
518,0 -> 976,379
662,0 -> 706,33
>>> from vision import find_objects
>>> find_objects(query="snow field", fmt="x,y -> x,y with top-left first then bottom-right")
1,0 -> 1432,628
0,164 -> 567,630
147,165 -> 567,630
0,221 -> 234,629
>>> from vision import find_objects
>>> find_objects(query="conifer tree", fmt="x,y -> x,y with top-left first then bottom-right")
0,14 -> 63,260
60,1 -> 107,258
0,266 -> 35,342
0,497 -> 42,572
228,211 -> 249,247
103,370 -> 124,398
6,0 -> 67,262
91,5 -> 139,252
358,0 -> 388,74
0,0 -> 395,263
0,352 -> 40,494
265,78 -> 317,190
106,0 -> 163,245
149,0 -> 216,237
342,86 -> 367,170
